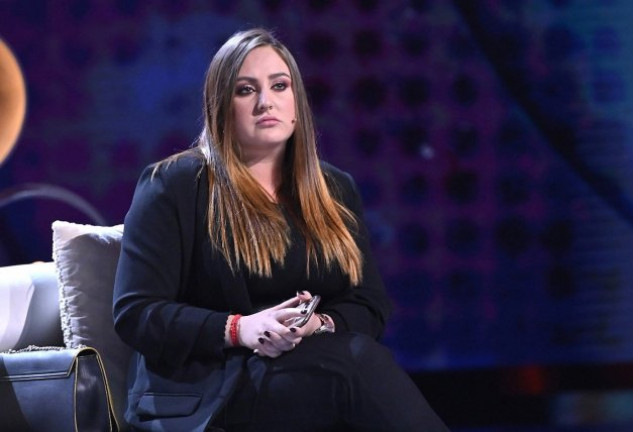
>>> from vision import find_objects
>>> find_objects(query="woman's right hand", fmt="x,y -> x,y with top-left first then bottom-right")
238,295 -> 305,358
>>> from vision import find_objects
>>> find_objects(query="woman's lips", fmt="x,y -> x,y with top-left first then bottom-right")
256,116 -> 280,126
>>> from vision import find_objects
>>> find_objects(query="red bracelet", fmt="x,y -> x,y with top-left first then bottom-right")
229,314 -> 242,347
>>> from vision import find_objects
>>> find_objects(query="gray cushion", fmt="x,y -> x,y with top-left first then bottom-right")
52,221 -> 130,430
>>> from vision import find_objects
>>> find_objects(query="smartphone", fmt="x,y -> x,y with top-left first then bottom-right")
285,295 -> 321,327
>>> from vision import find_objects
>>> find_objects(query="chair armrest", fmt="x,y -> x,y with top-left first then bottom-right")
0,262 -> 63,351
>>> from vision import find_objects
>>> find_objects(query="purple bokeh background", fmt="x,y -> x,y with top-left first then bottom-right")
2,0 -> 633,404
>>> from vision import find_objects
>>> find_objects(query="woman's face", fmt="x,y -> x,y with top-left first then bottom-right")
232,46 -> 296,160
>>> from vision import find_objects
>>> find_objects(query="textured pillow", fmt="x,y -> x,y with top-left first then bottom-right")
52,221 -> 130,430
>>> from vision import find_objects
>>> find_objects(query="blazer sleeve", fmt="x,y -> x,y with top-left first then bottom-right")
320,166 -> 393,339
113,157 -> 230,368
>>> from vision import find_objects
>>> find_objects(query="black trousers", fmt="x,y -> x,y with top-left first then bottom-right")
215,332 -> 449,432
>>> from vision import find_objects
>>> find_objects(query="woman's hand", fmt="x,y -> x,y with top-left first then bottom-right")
238,295 -> 306,358
289,290 -> 322,336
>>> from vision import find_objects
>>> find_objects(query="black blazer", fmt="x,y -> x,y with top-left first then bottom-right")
113,151 -> 391,431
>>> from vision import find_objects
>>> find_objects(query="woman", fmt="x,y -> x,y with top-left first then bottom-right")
113,28 -> 449,431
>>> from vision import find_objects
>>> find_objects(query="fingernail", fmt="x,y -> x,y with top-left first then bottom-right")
298,290 -> 305,295
290,327 -> 297,333
264,331 -> 271,337
258,337 -> 265,344
301,309 -> 307,314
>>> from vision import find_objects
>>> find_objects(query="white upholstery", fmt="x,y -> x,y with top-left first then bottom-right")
0,262 -> 63,351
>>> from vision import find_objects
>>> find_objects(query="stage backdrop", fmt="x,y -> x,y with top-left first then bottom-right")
1,0 -> 633,377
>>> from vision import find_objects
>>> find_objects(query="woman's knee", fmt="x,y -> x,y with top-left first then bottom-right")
348,333 -> 393,364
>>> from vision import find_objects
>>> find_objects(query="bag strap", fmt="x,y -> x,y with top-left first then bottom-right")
75,346 -> 120,432
3,344 -> 69,354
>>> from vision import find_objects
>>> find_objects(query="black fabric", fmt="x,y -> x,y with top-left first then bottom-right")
245,203 -> 347,309
113,151 -> 392,368
216,333 -> 449,432
113,150 -> 442,430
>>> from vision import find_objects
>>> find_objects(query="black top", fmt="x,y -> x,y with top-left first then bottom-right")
245,204 -> 347,309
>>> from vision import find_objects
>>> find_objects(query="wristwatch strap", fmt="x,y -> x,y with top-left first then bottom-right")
313,313 -> 335,335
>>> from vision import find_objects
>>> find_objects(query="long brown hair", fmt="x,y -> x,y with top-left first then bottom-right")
169,28 -> 363,285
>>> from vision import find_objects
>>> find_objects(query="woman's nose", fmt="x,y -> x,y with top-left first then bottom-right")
257,91 -> 272,111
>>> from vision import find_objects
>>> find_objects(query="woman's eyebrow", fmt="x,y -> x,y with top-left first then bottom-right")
236,72 -> 291,82
269,72 -> 291,80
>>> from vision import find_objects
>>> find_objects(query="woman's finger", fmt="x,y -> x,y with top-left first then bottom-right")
266,330 -> 302,350
275,307 -> 308,324
296,291 -> 312,302
260,323 -> 301,344
258,339 -> 282,358
270,295 -> 301,311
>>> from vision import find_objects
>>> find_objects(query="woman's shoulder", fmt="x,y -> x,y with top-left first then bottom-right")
131,148 -> 207,204
320,160 -> 354,188
152,148 -> 206,177
143,148 -> 206,188
319,160 -> 360,207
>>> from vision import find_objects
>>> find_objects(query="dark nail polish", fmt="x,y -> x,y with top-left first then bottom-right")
290,327 -> 297,333
258,337 -> 265,344
264,331 -> 271,337
301,309 -> 307,314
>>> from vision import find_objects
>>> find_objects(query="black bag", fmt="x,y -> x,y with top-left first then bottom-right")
0,346 -> 119,431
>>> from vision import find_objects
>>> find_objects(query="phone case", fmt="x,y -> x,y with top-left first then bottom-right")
286,295 -> 321,327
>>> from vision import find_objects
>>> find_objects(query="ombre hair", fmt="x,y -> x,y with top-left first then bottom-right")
164,28 -> 362,284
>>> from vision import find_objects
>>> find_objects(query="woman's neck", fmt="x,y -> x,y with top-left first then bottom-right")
245,154 -> 283,202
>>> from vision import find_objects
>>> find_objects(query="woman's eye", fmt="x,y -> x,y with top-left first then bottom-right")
272,82 -> 288,91
236,85 -> 255,95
